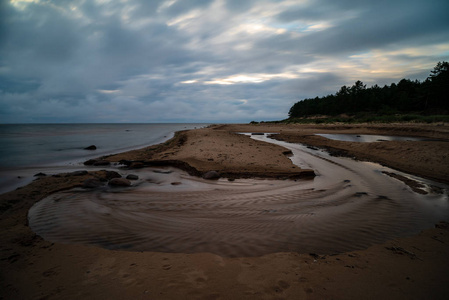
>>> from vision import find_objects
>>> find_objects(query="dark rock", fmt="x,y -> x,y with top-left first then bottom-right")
251,133 -> 264,135
282,150 -> 293,156
83,159 -> 97,166
101,171 -> 122,180
118,160 -> 132,166
203,171 -> 220,180
84,159 -> 110,166
171,182 -> 182,185
83,178 -> 103,188
129,162 -> 145,169
108,178 -> 131,187
84,145 -> 97,150
66,170 -> 88,177
93,160 -> 110,166
126,174 -> 139,180
34,172 -> 47,177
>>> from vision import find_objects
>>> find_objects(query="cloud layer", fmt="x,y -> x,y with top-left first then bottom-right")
1,0 -> 449,123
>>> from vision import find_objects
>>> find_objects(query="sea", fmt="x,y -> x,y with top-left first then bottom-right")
0,123 -> 210,193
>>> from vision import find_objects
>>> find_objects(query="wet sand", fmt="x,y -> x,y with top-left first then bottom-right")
220,123 -> 449,184
1,123 -> 449,299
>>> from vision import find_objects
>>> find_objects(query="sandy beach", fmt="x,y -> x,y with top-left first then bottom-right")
1,123 -> 449,299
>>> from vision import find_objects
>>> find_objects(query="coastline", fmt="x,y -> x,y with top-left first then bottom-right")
1,123 -> 449,299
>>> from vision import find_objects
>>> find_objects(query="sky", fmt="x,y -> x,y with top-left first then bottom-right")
1,0 -> 449,123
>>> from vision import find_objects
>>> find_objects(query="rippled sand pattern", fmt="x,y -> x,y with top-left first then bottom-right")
28,136 -> 449,257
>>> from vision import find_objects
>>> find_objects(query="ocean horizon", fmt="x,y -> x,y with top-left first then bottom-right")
0,123 -> 210,193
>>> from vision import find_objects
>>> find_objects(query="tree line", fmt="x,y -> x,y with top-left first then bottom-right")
288,62 -> 449,118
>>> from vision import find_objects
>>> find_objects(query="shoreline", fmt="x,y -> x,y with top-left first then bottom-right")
1,123 -> 449,299
217,123 -> 449,185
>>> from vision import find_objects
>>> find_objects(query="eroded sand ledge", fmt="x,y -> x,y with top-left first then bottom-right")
1,123 -> 449,299
103,127 -> 315,179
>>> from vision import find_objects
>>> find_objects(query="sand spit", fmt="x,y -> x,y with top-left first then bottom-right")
104,128 -> 315,179
1,123 -> 449,299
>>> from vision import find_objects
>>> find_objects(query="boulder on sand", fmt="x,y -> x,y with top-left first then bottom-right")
83,159 -> 111,166
108,178 -> 131,187
100,171 -> 122,181
202,171 -> 221,180
126,174 -> 139,180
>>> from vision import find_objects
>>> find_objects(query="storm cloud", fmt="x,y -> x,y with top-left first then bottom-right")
1,0 -> 448,123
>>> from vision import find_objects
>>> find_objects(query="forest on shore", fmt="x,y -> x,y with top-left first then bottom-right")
286,62 -> 449,123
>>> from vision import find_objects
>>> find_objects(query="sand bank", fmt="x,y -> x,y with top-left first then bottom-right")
1,123 -> 449,299
104,127 -> 315,179
219,123 -> 449,184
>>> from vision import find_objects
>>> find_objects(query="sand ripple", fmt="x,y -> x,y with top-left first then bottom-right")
28,136 -> 449,257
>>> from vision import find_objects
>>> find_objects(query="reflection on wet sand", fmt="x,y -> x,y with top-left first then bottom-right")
316,133 -> 431,143
28,136 -> 449,257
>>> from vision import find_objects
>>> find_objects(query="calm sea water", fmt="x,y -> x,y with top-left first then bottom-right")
0,123 -> 209,193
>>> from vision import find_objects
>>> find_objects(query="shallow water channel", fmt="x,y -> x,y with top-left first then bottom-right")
28,135 -> 449,257
316,133 -> 429,142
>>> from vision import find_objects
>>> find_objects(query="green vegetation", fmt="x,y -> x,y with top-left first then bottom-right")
286,62 -> 449,123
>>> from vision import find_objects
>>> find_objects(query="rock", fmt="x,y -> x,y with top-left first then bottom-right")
108,178 -> 131,187
83,178 -> 103,188
84,145 -> 97,150
34,172 -> 47,177
282,150 -> 293,156
93,160 -> 110,166
202,171 -> 220,180
126,174 -> 139,180
66,170 -> 88,177
129,162 -> 145,169
101,171 -> 122,180
171,182 -> 182,185
83,159 -> 110,166
83,159 -> 97,166
118,160 -> 132,166
251,133 -> 264,135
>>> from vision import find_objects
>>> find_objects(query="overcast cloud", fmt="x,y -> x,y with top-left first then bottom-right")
1,0 -> 448,123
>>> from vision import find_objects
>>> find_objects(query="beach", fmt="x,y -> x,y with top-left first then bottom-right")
1,123 -> 449,299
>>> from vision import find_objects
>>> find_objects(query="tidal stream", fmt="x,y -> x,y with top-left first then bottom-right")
28,135 -> 449,257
